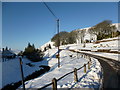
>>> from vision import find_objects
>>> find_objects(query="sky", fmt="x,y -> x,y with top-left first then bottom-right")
2,2 -> 118,50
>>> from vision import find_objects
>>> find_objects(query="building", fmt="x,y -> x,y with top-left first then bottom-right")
76,28 -> 97,44
2,48 -> 16,59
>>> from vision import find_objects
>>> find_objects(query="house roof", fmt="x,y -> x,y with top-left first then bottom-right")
2,50 -> 16,56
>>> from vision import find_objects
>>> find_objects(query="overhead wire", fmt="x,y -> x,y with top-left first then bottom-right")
41,0 -> 59,35
41,0 -> 58,20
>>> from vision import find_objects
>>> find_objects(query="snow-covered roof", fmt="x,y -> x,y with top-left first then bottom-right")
2,50 -> 16,56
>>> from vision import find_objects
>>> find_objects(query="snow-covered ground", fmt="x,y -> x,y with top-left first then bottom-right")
19,49 -> 102,89
66,37 -> 120,61
1,37 -> 119,89
40,41 -> 55,51
68,37 -> 119,50
57,58 -> 102,88
1,56 -> 48,88
77,51 -> 120,61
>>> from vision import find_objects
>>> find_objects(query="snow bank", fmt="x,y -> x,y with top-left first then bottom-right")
79,51 -> 120,61
57,57 -> 102,88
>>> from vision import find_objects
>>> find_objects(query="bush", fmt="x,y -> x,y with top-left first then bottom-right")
23,43 -> 44,62
51,31 -> 77,46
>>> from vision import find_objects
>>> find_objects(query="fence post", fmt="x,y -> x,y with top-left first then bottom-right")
74,68 -> 78,82
88,62 -> 90,69
52,78 -> 57,90
88,56 -> 90,61
19,57 -> 25,90
87,55 -> 89,60
84,64 -> 86,73
77,52 -> 79,59
85,55 -> 86,59
89,57 -> 91,62
89,57 -> 91,66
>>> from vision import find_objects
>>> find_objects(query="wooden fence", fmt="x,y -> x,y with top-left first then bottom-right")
38,54 -> 92,90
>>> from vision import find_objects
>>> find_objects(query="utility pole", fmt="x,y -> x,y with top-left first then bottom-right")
57,19 -> 60,68
42,1 -> 60,67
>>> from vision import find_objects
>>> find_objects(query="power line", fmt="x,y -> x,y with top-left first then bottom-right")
41,0 -> 60,68
42,0 -> 58,19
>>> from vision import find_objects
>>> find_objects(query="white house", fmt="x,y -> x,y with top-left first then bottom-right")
76,23 -> 119,44
84,29 -> 97,42
76,27 -> 97,44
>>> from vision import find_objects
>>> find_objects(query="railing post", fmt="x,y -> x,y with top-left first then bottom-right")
84,54 -> 86,59
84,64 -> 86,73
88,56 -> 90,60
52,78 -> 57,90
19,57 -> 25,90
88,62 -> 90,69
77,52 -> 79,59
89,57 -> 91,62
87,55 -> 89,60
89,57 -> 91,66
74,68 -> 78,82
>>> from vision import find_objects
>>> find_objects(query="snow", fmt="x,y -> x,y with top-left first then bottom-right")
1,36 -> 119,89
19,49 -> 102,89
19,36 -> 119,89
66,37 -> 120,61
57,58 -> 102,88
58,37 -> 119,52
1,57 -> 47,88
78,51 -> 120,61
40,41 -> 55,51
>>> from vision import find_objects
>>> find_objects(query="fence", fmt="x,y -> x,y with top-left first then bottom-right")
38,54 -> 92,90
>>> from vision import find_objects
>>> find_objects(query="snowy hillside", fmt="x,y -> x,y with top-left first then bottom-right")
1,57 -> 48,88
11,49 -> 21,54
1,23 -> 119,89
62,37 -> 119,51
1,36 -> 119,89
40,41 -> 55,51
19,48 -> 102,88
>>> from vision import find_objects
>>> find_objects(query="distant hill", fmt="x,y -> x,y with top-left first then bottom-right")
10,49 -> 21,55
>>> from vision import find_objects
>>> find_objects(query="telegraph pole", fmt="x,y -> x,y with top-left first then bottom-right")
57,19 -> 60,68
42,1 -> 60,67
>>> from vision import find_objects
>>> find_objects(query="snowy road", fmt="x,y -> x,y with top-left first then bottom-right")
71,50 -> 120,88
98,58 -> 119,88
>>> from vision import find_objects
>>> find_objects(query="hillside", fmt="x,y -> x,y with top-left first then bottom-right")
40,41 -> 55,51
20,48 -> 102,88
